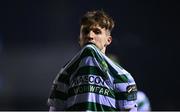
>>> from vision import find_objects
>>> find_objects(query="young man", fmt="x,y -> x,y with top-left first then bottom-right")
47,10 -> 137,111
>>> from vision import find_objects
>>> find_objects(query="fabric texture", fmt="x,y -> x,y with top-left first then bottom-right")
136,91 -> 151,111
47,44 -> 137,111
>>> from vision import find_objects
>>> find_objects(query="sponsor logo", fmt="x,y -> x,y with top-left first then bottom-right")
126,84 -> 137,93
71,75 -> 105,87
73,85 -> 110,96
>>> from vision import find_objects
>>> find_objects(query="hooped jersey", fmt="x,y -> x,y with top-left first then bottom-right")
47,44 -> 137,111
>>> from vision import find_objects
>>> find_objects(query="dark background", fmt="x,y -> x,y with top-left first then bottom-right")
0,0 -> 179,110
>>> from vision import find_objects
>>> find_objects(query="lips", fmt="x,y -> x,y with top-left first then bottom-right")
85,39 -> 94,44
84,42 -> 95,46
83,40 -> 96,47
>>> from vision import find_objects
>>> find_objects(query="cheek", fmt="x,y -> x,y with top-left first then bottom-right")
96,37 -> 102,44
98,38 -> 106,47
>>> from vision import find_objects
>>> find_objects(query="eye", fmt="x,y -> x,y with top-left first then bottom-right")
93,29 -> 101,34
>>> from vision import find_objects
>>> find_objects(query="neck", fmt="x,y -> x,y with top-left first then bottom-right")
101,47 -> 106,54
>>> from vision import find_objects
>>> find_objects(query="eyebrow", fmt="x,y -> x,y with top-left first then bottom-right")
81,25 -> 102,31
81,25 -> 110,35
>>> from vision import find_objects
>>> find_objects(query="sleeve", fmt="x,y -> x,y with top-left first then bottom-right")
114,73 -> 138,111
136,91 -> 151,111
47,68 -> 69,110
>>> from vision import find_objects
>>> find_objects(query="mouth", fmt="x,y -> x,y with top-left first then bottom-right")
84,42 -> 95,46
84,39 -> 95,44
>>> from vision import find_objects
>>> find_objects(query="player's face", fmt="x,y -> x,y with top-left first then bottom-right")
79,24 -> 112,52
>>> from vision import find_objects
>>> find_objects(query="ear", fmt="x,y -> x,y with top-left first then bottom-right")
78,36 -> 84,47
106,36 -> 112,46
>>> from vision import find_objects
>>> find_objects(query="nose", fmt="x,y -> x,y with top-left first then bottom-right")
87,30 -> 95,39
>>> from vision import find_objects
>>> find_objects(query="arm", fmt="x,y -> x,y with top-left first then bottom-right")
114,75 -> 138,111
47,69 -> 69,111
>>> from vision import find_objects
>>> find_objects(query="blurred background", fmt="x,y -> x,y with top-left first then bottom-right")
0,0 -> 179,110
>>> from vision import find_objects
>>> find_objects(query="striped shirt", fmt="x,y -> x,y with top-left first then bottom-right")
137,91 -> 151,111
47,44 -> 137,111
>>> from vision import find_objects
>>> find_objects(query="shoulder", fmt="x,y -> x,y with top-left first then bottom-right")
137,91 -> 149,101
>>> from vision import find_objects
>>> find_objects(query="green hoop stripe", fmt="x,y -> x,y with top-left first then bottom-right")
50,88 -> 68,101
72,66 -> 107,80
106,62 -> 129,83
66,46 -> 103,76
115,91 -> 137,101
66,59 -> 81,77
138,101 -> 145,108
113,74 -> 129,83
57,74 -> 69,85
80,46 -> 108,72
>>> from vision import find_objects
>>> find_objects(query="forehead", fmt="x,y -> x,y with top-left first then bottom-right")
80,24 -> 106,31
